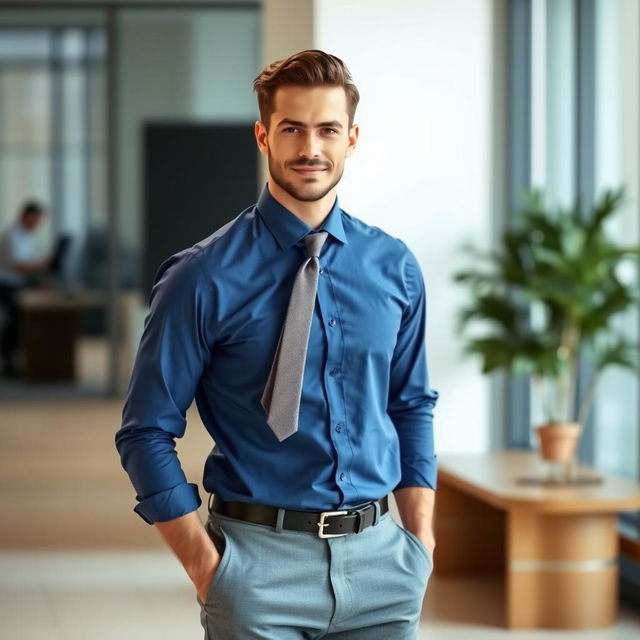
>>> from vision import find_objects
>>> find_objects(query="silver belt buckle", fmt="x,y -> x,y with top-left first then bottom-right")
317,510 -> 348,538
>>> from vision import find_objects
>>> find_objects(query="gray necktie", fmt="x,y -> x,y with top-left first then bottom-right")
261,230 -> 329,441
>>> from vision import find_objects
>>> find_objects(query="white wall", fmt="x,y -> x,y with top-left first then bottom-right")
308,0 -> 497,454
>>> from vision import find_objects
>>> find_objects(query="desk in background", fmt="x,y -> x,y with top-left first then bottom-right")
18,289 -> 105,382
435,451 -> 640,630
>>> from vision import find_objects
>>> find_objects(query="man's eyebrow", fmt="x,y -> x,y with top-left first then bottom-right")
277,119 -> 344,129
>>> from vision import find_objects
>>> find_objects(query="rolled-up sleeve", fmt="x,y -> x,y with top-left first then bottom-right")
115,249 -> 215,523
388,245 -> 439,491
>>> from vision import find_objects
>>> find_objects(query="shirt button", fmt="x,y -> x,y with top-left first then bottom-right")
339,473 -> 345,481
330,367 -> 340,377
335,423 -> 342,433
328,318 -> 336,327
319,268 -> 324,274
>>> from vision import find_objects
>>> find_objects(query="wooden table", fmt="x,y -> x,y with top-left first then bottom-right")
434,451 -> 640,629
19,288 -> 105,381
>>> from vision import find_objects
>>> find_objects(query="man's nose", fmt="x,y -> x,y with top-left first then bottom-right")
298,132 -> 320,159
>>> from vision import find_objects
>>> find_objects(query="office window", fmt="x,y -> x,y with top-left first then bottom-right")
508,0 -> 639,487
0,26 -> 107,282
592,0 -> 639,483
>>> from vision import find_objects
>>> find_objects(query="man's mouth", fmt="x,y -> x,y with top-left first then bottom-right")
291,166 -> 328,175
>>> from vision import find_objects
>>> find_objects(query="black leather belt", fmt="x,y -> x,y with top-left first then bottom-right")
208,494 -> 389,538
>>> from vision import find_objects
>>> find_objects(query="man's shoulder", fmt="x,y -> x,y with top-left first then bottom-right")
165,204 -> 256,267
341,208 -> 411,257
192,204 -> 256,256
154,204 -> 257,281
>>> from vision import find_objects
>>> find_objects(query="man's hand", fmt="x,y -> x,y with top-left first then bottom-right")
194,555 -> 221,603
12,254 -> 53,275
393,486 -> 436,557
155,510 -> 221,603
415,529 -> 436,557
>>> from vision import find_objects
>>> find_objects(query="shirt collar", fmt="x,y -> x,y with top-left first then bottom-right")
257,183 -> 348,251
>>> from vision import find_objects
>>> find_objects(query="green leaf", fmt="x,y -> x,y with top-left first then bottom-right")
453,184 -> 638,390
587,335 -> 638,371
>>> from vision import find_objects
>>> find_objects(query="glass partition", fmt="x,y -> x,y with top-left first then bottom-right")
0,4 -> 260,397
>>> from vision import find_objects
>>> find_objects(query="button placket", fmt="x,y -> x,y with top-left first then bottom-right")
316,256 -> 352,502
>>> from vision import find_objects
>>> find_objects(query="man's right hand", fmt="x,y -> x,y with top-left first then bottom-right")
194,552 -> 222,603
154,511 -> 221,603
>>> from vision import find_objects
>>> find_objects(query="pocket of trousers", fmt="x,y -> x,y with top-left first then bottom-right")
395,521 -> 433,566
203,522 -> 233,602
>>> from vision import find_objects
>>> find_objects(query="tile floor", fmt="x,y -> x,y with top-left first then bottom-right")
1,552 -> 639,640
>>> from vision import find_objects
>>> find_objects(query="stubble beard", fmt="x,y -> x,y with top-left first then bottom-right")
268,154 -> 344,203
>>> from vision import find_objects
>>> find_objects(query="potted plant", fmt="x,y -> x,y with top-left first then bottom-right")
453,187 -> 640,483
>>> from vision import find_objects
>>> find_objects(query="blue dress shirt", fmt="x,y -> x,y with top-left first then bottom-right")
116,184 -> 439,524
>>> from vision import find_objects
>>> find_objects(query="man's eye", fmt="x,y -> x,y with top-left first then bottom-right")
283,127 -> 300,133
323,128 -> 338,135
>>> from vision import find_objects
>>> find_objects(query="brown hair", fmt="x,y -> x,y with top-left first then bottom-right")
20,200 -> 44,219
253,49 -> 360,130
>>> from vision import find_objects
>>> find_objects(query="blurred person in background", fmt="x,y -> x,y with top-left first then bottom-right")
117,49 -> 438,639
0,200 -> 52,377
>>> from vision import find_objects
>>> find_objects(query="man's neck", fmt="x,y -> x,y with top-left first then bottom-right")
267,179 -> 336,230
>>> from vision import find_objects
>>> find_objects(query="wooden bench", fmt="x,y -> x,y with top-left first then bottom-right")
434,451 -> 640,629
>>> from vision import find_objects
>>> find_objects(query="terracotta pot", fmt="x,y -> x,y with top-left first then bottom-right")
535,422 -> 581,463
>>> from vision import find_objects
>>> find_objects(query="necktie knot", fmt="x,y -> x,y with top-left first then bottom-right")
304,230 -> 328,259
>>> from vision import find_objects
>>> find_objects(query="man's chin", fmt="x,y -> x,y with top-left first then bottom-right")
288,188 -> 329,202
276,181 -> 330,203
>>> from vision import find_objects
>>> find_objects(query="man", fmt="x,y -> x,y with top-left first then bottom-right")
116,49 -> 439,639
0,201 -> 51,377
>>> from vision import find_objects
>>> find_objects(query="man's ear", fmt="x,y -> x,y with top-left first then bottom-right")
345,123 -> 359,158
255,120 -> 269,155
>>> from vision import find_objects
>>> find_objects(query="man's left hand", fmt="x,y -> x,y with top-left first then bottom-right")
415,530 -> 436,558
394,486 -> 436,558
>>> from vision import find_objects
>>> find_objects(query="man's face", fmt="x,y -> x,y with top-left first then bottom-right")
255,85 -> 358,203
21,211 -> 43,230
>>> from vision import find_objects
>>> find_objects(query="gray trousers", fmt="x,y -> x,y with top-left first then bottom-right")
197,506 -> 433,639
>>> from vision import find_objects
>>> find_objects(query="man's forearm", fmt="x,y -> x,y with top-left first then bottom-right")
12,256 -> 50,274
393,486 -> 436,554
155,510 -> 220,602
